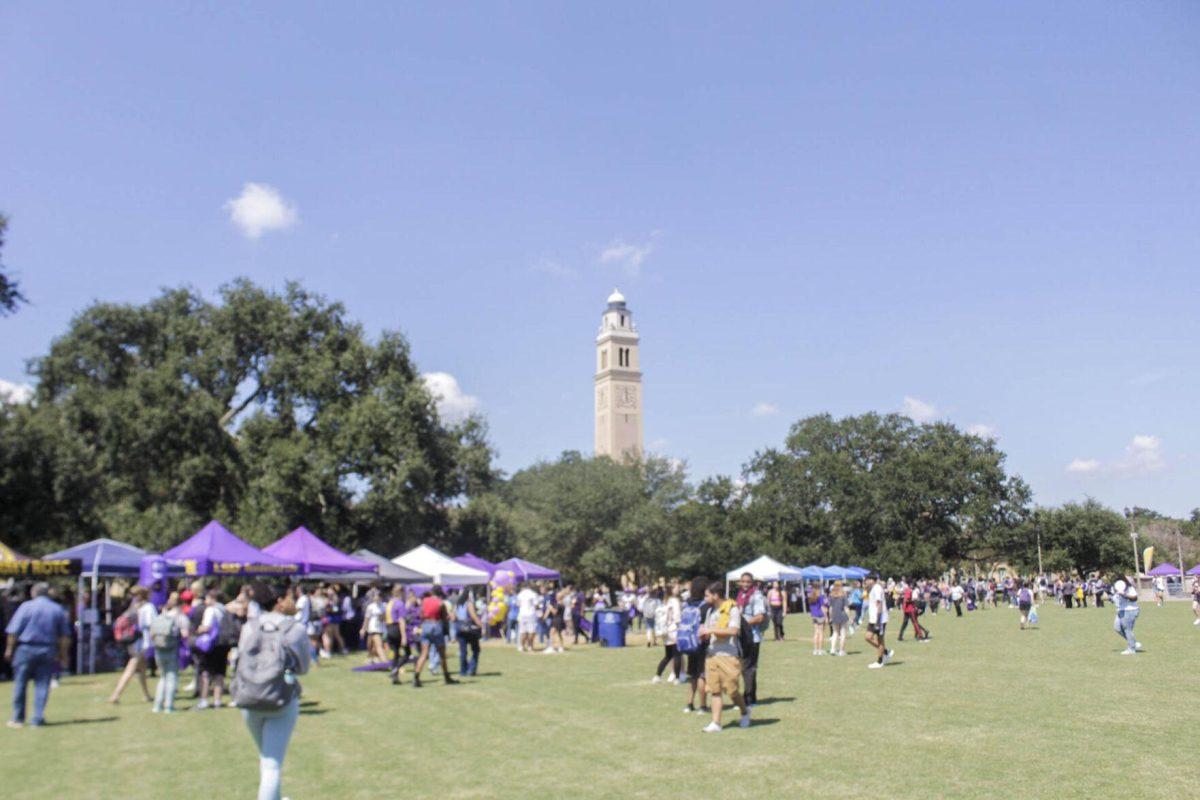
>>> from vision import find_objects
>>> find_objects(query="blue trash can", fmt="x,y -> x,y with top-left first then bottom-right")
595,609 -> 626,647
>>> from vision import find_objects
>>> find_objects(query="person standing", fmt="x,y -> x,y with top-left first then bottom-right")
541,586 -> 565,654
679,576 -> 710,715
196,590 -> 230,709
109,585 -> 156,704
848,582 -> 864,634
455,589 -> 484,675
828,581 -> 849,656
736,573 -> 767,705
5,583 -> 71,728
950,583 -> 965,617
1113,579 -> 1142,655
236,582 -> 310,800
1191,579 -> 1200,626
863,574 -> 892,669
150,591 -> 189,713
641,589 -> 661,648
808,584 -> 827,655
699,582 -> 750,732
515,582 -> 539,653
767,581 -> 786,641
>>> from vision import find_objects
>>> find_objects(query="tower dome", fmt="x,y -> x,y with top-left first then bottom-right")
607,288 -> 626,306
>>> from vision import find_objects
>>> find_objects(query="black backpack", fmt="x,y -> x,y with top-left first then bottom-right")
218,611 -> 244,647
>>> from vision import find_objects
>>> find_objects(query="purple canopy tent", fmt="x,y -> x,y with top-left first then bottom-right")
1146,562 -> 1182,576
263,527 -> 377,575
1188,564 -> 1200,576
494,557 -> 560,581
454,552 -> 497,577
164,520 -> 299,577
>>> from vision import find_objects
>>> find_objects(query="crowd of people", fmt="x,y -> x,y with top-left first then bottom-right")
0,565 -> 1188,795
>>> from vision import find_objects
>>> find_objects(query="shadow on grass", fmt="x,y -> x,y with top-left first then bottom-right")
299,701 -> 320,708
41,716 -> 118,726
299,709 -> 330,716
748,718 -> 780,727
752,696 -> 794,706
472,672 -> 503,678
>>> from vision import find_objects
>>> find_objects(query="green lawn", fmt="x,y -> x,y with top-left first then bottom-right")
4,601 -> 1196,799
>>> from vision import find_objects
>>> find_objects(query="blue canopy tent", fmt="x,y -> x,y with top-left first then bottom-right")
43,538 -> 152,675
846,566 -> 871,578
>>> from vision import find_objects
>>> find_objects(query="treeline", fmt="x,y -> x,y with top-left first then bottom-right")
2,280 -> 1196,582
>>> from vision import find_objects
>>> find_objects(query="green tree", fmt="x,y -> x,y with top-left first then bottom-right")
0,214 -> 26,316
1016,500 -> 1131,576
18,279 -> 495,553
743,413 -> 1031,577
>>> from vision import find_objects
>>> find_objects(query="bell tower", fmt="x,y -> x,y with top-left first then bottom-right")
594,288 -> 643,461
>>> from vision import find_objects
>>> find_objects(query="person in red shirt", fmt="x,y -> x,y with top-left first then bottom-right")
410,588 -> 458,688
897,583 -> 928,642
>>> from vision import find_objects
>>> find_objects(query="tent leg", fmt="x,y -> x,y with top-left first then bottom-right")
75,574 -> 84,676
89,573 -> 99,675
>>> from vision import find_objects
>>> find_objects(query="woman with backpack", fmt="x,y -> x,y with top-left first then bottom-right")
195,590 -> 232,710
827,581 -> 849,657
108,585 -> 156,704
151,591 -> 189,713
1016,580 -> 1035,630
235,582 -> 310,800
455,588 -> 485,675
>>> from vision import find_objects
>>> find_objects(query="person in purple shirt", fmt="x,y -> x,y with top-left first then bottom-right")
5,583 -> 72,728
809,584 -> 828,656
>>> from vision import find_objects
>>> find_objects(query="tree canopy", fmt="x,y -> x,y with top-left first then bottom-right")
0,214 -> 26,316
0,280 -> 495,554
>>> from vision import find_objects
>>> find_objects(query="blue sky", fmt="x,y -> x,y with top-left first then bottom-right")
2,3 -> 1197,516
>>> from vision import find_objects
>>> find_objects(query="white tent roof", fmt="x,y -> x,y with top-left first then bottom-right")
726,555 -> 804,582
392,544 -> 490,586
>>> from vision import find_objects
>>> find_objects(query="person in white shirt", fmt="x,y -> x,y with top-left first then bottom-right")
359,590 -> 388,663
515,584 -> 539,652
864,575 -> 892,669
108,585 -> 156,704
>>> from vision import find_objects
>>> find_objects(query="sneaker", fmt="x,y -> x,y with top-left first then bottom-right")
1135,642 -> 1144,651
666,674 -> 677,684
6,720 -> 23,729
683,704 -> 695,714
698,706 -> 711,714
151,706 -> 161,713
702,722 -> 722,733
651,676 -> 662,684
1193,619 -> 1200,626
838,650 -> 846,657
194,701 -> 210,710
543,648 -> 555,655
50,678 -> 60,689
182,681 -> 196,693
883,649 -> 894,665
739,710 -> 751,728
868,661 -> 884,669
516,645 -> 524,653
1120,648 -> 1136,655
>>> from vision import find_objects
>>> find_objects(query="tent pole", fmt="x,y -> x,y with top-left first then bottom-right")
89,572 -> 98,675
75,574 -> 84,676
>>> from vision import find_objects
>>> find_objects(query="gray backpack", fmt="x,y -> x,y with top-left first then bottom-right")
232,617 -> 300,711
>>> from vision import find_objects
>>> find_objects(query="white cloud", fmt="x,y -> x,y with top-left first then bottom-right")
224,182 -> 298,239
649,437 -> 670,450
421,372 -> 479,423
599,237 -> 654,276
752,402 -> 779,417
1121,434 -> 1164,475
1065,434 -> 1166,477
1066,458 -> 1102,474
901,396 -> 938,423
0,379 -> 33,404
532,259 -> 577,279
966,423 -> 999,440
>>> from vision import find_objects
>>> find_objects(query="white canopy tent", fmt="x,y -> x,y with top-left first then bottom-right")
392,544 -> 490,585
725,555 -> 805,592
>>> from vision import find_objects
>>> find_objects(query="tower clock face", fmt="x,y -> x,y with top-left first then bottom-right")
616,386 -> 637,408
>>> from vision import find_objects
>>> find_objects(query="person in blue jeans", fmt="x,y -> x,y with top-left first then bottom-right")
455,590 -> 484,676
1113,579 -> 1142,655
239,583 -> 311,800
5,582 -> 71,728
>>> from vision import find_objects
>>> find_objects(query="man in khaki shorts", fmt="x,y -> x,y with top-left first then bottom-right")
698,582 -> 750,733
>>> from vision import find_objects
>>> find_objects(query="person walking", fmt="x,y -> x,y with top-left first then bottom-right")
951,583 -> 965,617
109,585 -> 157,704
1113,579 -> 1142,655
235,582 -> 310,800
699,582 -> 750,732
736,573 -> 767,705
641,589 -> 661,648
196,590 -> 231,709
828,581 -> 849,656
653,583 -> 682,683
5,583 -> 71,728
541,586 -> 565,654
897,583 -> 928,642
1191,579 -> 1200,626
385,586 -> 409,685
863,574 -> 892,669
150,591 -> 189,713
359,589 -> 388,664
1016,581 -> 1035,630
767,581 -> 786,641
411,589 -> 458,687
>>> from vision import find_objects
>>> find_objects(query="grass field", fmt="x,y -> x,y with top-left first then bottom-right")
3,601 -> 1196,799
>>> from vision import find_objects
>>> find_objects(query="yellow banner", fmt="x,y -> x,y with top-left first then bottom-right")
0,559 -> 83,578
